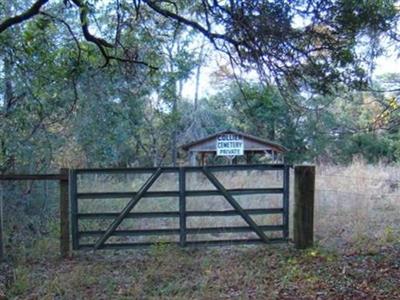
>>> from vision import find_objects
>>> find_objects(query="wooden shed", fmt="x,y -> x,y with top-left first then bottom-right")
180,129 -> 287,166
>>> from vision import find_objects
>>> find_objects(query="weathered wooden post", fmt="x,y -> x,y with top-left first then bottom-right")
179,167 -> 187,247
294,165 -> 315,249
0,182 -> 4,261
59,168 -> 70,258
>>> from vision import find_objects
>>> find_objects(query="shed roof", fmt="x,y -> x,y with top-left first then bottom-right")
180,129 -> 287,153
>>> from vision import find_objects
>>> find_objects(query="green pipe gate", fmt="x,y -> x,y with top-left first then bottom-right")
70,164 -> 290,250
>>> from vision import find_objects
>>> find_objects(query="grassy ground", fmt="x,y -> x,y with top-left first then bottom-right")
2,242 -> 400,299
2,161 -> 400,299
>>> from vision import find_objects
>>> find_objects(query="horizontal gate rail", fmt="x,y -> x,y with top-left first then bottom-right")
0,174 -> 67,180
186,238 -> 286,247
187,188 -> 283,196
186,225 -> 284,234
78,211 -> 180,219
78,237 -> 286,250
80,228 -> 180,237
79,225 -> 284,238
76,188 -> 283,199
77,191 -> 180,199
74,163 -> 289,174
77,208 -> 283,220
185,164 -> 288,172
186,208 -> 283,217
75,167 -> 178,174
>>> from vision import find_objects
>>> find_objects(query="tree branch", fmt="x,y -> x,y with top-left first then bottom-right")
40,12 -> 82,64
69,0 -> 114,66
69,0 -> 157,68
0,0 -> 50,34
143,0 -> 240,47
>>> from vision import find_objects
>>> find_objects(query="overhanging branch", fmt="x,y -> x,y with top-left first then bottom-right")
0,0 -> 50,34
70,0 -> 157,68
143,0 -> 240,47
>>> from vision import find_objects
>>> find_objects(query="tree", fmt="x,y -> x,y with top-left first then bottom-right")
1,0 -> 400,172
1,1 -> 399,93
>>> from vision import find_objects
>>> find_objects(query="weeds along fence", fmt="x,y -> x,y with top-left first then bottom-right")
313,163 -> 400,250
0,171 -> 69,261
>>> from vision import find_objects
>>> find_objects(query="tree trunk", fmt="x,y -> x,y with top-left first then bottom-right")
194,42 -> 205,110
1,49 -> 14,173
268,120 -> 275,141
171,96 -> 178,166
168,48 -> 178,167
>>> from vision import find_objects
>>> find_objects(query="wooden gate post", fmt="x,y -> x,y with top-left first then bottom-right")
60,168 -> 70,258
179,167 -> 187,247
294,165 -> 315,249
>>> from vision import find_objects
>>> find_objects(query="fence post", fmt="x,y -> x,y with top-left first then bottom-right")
294,165 -> 315,249
0,182 -> 4,262
282,164 -> 290,239
70,170 -> 79,250
59,168 -> 70,258
179,167 -> 187,247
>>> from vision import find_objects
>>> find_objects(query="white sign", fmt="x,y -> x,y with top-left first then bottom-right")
216,134 -> 244,156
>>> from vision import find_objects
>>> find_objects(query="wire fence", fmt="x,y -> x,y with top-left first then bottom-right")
317,174 -> 400,181
0,181 -> 60,261
315,189 -> 400,197
311,170 -> 400,250
0,167 -> 399,259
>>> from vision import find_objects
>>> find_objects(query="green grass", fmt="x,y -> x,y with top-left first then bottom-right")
2,242 -> 400,299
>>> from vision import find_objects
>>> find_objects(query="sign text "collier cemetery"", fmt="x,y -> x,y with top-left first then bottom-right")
216,134 -> 244,156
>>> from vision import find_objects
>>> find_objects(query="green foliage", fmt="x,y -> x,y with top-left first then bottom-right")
1,0 -> 400,172
9,266 -> 30,296
343,133 -> 394,163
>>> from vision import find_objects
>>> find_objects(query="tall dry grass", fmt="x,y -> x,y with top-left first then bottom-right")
314,159 -> 400,250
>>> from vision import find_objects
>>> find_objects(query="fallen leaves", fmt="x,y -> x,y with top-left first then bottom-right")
2,243 -> 400,299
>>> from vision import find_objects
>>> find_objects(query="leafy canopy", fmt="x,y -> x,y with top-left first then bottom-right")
1,0 -> 399,92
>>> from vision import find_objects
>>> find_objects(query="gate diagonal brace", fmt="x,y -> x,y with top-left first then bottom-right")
201,167 -> 269,243
93,168 -> 163,250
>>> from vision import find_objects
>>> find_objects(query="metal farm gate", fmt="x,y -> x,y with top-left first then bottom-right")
70,164 -> 290,250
